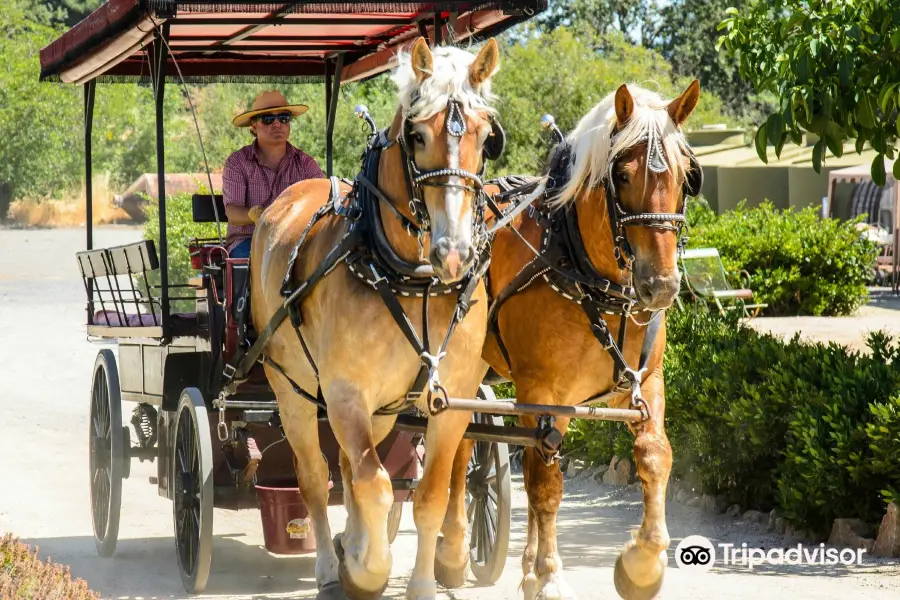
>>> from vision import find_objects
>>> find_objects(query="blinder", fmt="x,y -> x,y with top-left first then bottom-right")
484,117 -> 506,161
684,152 -> 703,198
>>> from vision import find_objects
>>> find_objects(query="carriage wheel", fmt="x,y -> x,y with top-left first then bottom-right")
172,388 -> 214,594
467,385 -> 511,585
387,501 -> 403,544
90,349 -> 127,557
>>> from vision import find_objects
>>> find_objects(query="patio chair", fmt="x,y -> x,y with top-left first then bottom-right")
676,247 -> 767,318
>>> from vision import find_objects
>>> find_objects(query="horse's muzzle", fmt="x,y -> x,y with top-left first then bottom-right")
634,271 -> 681,311
429,237 -> 476,283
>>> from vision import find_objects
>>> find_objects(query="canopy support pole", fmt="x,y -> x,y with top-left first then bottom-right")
150,23 -> 171,341
84,79 -> 95,251
324,53 -> 344,178
84,79 -> 96,325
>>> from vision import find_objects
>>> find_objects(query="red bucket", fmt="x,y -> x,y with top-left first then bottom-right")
256,484 -> 317,555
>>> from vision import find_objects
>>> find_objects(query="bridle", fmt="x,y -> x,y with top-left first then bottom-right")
600,128 -> 703,272
379,96 -> 505,253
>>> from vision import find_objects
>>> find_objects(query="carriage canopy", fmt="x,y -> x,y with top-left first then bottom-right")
39,0 -> 547,85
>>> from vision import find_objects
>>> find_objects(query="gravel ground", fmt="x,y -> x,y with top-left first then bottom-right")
1,226 -> 898,600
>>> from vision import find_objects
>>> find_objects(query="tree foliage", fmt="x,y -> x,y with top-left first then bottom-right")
719,0 -> 900,184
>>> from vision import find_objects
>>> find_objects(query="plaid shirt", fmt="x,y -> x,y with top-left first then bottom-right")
222,140 -> 324,250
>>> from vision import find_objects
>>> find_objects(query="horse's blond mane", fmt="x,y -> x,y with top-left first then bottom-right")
551,84 -> 691,207
391,44 -> 498,121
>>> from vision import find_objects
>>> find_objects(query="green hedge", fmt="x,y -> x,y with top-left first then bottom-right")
685,199 -> 878,316
563,306 -> 900,535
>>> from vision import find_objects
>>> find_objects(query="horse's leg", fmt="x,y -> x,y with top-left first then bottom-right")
325,380 -> 394,600
614,373 -> 671,600
264,365 -> 340,595
518,405 -> 576,600
407,408 -> 472,600
434,437 -> 475,588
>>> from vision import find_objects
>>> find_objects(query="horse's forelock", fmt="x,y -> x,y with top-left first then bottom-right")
551,85 -> 690,208
391,45 -> 497,122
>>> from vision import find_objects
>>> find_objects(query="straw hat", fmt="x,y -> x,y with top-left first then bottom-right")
232,90 -> 309,127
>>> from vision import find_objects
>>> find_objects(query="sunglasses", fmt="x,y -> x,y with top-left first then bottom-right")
255,112 -> 293,126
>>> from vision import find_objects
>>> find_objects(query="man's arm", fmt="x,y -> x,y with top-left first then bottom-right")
222,154 -> 258,224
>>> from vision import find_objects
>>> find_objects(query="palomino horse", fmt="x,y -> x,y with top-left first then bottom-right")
442,81 -> 703,600
248,38 -> 503,600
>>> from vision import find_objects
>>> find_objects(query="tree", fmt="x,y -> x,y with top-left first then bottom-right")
656,0 -> 771,121
719,0 -> 900,184
532,0 -> 660,47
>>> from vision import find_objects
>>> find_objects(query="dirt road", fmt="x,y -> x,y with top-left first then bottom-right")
1,227 -> 897,600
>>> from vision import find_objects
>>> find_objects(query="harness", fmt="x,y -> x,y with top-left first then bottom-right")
218,99 -> 500,431
485,132 -> 703,428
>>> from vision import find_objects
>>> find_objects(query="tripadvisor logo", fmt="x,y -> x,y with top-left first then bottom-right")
675,535 -> 867,571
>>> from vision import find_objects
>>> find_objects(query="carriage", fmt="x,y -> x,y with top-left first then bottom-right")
41,1 -> 663,598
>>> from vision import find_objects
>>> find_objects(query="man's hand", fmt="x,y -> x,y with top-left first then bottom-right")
248,205 -> 263,223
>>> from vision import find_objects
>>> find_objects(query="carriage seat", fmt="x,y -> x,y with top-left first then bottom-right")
77,240 -> 198,336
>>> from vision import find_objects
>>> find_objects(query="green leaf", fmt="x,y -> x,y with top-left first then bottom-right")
856,136 -> 867,155
857,95 -> 876,129
776,131 -> 789,158
725,6 -> 739,16
825,122 -> 844,158
767,113 -> 785,146
810,38 -> 819,57
892,29 -> 900,50
755,124 -> 769,163
873,153 -> 886,186
893,157 -> 900,182
812,139 -> 825,173
879,83 -> 898,113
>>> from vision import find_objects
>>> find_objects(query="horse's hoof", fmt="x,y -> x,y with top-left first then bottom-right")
613,553 -> 664,600
434,555 -> 468,589
317,581 -> 349,600
521,572 -> 539,600
405,577 -> 438,600
338,558 -> 388,600
434,536 -> 469,589
333,533 -> 345,563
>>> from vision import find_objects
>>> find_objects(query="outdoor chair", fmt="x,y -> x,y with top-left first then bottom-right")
676,247 -> 767,318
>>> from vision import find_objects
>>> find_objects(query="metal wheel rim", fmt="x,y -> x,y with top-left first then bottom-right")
466,393 -> 511,584
172,389 -> 214,594
89,350 -> 123,557
174,404 -> 202,578
90,367 -> 112,541
467,437 -> 501,567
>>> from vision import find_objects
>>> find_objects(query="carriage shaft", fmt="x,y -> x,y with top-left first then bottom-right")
445,398 -> 643,423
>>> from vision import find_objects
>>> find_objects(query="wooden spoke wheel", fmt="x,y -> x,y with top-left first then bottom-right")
386,501 -> 403,544
466,384 -> 511,585
172,388 -> 214,594
89,349 -> 127,557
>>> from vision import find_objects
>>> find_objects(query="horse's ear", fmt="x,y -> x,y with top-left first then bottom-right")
615,84 -> 634,127
668,79 -> 701,127
410,37 -> 433,82
469,38 -> 500,89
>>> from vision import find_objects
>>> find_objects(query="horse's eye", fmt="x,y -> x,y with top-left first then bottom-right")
616,171 -> 630,185
412,132 -> 425,145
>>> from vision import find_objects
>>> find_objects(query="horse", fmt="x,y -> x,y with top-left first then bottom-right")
441,81 -> 703,600
247,38 -> 505,600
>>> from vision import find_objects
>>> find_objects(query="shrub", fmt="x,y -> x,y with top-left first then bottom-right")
685,200 -> 878,316
666,307 -> 900,534
0,533 -> 100,599
139,191 -> 219,312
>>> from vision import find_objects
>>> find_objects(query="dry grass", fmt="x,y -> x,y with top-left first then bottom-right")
0,533 -> 100,599
6,174 -> 131,227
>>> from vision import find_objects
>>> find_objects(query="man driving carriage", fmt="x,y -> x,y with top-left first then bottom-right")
223,90 -> 325,258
